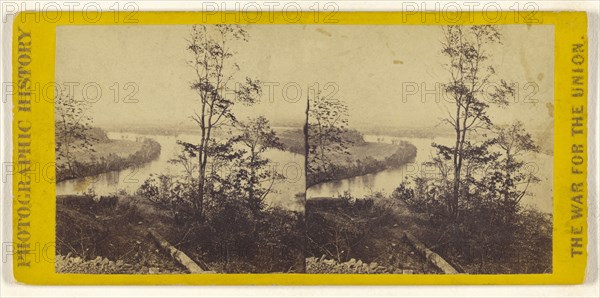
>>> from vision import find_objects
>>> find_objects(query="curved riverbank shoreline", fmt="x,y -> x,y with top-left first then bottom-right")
307,141 -> 417,188
56,138 -> 161,183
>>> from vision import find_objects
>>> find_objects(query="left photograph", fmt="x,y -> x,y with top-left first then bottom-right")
54,25 -> 306,274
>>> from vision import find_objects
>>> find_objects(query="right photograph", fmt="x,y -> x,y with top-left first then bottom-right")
305,24 -> 554,275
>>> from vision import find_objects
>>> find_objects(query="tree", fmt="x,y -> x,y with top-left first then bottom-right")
434,25 -> 514,218
392,26 -> 550,274
307,92 -> 352,185
492,121 -> 540,215
182,24 -> 262,221
54,92 -> 97,178
238,116 -> 284,209
169,142 -> 198,179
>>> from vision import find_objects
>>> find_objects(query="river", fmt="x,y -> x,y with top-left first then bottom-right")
57,133 -> 553,214
56,132 -> 306,212
307,135 -> 553,214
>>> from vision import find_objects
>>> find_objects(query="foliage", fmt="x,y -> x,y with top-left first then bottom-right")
381,25 -> 551,274
237,116 -> 285,209
136,174 -> 195,217
137,171 -> 305,273
308,141 -> 417,187
56,138 -> 161,182
307,92 -> 353,183
392,119 -> 550,273
134,25 -> 305,273
305,193 -> 445,274
55,92 -> 98,178
436,25 -> 515,218
181,24 -> 263,221
307,193 -> 393,262
306,92 -> 418,186
136,29 -> 302,270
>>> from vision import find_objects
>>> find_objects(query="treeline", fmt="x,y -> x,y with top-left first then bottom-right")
308,141 -> 416,187
56,138 -> 161,182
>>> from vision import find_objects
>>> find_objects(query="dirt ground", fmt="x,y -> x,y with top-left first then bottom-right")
56,195 -> 187,274
306,197 -> 443,274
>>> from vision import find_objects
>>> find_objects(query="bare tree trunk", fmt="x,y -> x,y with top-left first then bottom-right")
451,101 -> 462,218
197,150 -> 205,220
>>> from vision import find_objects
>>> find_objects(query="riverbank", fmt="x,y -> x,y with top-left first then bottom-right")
56,137 -> 161,183
307,140 -> 417,187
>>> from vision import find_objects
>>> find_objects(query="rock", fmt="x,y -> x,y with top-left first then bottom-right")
149,267 -> 160,274
73,257 -> 82,264
356,260 -> 363,267
391,243 -> 397,247
348,258 -> 356,266
140,266 -> 149,273
403,269 -> 414,274
370,262 -> 379,270
116,260 -> 124,267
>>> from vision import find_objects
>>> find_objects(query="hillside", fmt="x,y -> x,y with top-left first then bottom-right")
56,127 -> 161,182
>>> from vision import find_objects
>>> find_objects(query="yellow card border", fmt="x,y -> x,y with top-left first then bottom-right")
12,11 -> 588,285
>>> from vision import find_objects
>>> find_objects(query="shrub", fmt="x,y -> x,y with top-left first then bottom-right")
391,178 -> 552,274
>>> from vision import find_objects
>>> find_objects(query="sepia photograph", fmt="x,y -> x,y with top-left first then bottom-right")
304,25 -> 554,274
54,24 -> 306,274
53,24 -> 554,275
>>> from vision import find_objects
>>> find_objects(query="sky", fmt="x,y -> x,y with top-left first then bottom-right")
55,24 -> 554,132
